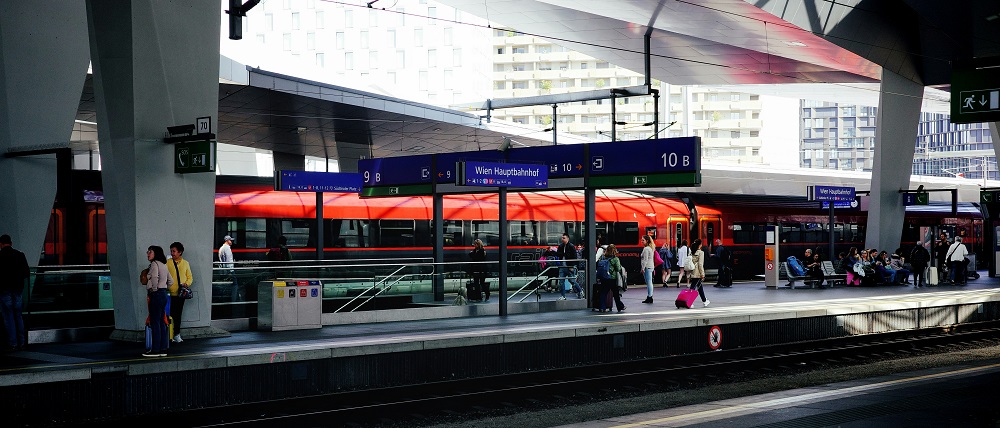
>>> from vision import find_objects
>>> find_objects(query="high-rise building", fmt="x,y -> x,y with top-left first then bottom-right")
799,102 -> 996,179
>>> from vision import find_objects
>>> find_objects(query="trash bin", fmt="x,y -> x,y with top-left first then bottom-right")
257,280 -> 322,331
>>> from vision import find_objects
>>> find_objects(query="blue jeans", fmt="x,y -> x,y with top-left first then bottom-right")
559,266 -> 579,297
644,268 -> 654,297
147,289 -> 169,353
0,290 -> 24,348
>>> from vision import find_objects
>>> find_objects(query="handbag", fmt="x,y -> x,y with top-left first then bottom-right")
173,260 -> 194,299
684,253 -> 696,271
654,249 -> 664,266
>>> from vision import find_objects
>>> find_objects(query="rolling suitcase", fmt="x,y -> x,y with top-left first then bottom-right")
466,281 -> 483,302
927,267 -> 938,286
675,288 -> 699,309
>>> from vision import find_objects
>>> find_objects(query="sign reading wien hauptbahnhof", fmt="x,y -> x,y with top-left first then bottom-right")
458,161 -> 548,188
807,185 -> 855,202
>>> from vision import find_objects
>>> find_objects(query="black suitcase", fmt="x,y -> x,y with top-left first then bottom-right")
718,266 -> 732,287
466,281 -> 483,302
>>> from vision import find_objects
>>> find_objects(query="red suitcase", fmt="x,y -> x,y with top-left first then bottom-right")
675,288 -> 699,309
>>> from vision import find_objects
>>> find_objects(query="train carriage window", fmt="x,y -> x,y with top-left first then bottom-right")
279,220 -> 312,248
378,220 -> 415,247
244,218 -> 267,248
472,220 -> 500,246
509,221 -> 539,246
430,220 -> 464,246
780,223 -> 801,243
546,221 -> 581,244
329,219 -> 370,248
611,222 -> 639,245
581,222 -> 610,246
732,223 -> 766,244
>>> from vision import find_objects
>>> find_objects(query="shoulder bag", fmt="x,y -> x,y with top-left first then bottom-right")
174,261 -> 194,299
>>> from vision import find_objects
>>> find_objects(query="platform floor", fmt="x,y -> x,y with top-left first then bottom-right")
2,274 -> 998,381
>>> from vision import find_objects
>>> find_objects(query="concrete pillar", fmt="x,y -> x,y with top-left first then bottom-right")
866,69 -> 924,251
0,2 -> 89,265
86,1 -> 227,341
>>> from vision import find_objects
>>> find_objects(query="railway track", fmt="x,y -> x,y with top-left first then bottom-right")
79,323 -> 1000,427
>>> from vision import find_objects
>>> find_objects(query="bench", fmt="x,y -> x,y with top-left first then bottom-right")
780,261 -> 820,289
822,261 -> 847,286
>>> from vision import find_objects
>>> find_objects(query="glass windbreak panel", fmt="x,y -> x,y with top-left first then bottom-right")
431,220 -> 464,246
612,222 -> 639,245
280,219 -> 312,248
378,220 -> 415,247
245,218 -> 267,249
330,219 -> 370,248
472,220 -> 500,246
802,223 -> 827,243
732,223 -> 766,244
508,221 -> 539,245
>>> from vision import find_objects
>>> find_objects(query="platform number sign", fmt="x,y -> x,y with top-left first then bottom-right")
708,325 -> 722,350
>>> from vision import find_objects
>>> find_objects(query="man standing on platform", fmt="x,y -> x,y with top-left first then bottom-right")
556,233 -> 582,300
0,234 -> 30,351
219,235 -> 238,301
711,239 -> 732,287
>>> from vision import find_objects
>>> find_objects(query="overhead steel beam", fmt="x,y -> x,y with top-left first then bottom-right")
481,85 -> 655,110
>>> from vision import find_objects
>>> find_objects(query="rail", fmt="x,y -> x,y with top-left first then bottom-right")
333,263 -> 437,313
508,265 -> 578,303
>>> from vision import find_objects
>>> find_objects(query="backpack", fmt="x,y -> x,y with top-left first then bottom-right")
787,256 -> 806,276
596,257 -> 612,280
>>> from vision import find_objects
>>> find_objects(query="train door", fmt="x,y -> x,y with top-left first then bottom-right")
701,216 -> 722,266
667,216 -> 688,249
88,208 -> 107,264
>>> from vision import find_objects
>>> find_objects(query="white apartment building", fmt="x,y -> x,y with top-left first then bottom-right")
488,30 -> 771,164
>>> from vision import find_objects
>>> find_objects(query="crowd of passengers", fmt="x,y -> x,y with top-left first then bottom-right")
831,233 -> 970,287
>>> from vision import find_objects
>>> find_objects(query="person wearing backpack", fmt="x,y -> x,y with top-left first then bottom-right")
597,244 -> 626,313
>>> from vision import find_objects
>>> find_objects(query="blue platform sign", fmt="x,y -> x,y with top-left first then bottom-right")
434,151 -> 505,184
459,161 -> 548,188
275,170 -> 363,192
505,144 -> 586,178
821,198 -> 861,210
588,137 -> 700,176
808,185 -> 855,202
358,154 -> 434,187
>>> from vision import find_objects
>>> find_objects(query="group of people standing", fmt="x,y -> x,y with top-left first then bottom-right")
141,241 -> 193,357
638,235 -> 712,307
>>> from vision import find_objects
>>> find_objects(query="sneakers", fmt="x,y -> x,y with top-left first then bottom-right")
558,296 -> 567,300
703,299 -> 711,307
142,351 -> 166,357
172,334 -> 183,343
618,306 -> 626,313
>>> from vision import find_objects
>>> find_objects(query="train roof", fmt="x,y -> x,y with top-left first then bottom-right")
215,187 -> 695,222
648,192 -> 981,217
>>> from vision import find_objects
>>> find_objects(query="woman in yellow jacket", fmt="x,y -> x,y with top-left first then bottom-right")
166,242 -> 194,343
688,238 -> 710,308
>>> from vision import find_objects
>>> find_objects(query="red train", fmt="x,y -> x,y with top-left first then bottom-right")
42,175 -> 985,282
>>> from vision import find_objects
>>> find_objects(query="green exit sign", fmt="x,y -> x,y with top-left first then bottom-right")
174,141 -> 216,174
951,67 -> 1000,124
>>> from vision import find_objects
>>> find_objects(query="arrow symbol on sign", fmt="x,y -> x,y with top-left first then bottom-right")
438,172 -> 444,178
981,96 -> 988,106
575,164 -> 582,170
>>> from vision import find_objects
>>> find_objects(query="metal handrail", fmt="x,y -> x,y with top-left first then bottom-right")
344,272 -> 434,313
333,263 -> 437,313
508,265 -> 572,303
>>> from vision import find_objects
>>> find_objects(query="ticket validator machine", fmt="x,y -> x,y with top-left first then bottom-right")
764,225 -> 780,288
